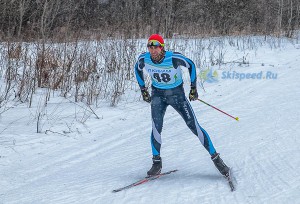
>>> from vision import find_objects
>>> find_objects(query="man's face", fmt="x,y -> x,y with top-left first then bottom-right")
148,46 -> 162,58
147,40 -> 164,59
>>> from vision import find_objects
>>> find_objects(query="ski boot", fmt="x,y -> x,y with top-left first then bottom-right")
147,155 -> 162,176
211,153 -> 230,177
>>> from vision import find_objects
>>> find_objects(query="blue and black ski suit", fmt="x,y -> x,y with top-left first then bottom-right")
134,51 -> 217,156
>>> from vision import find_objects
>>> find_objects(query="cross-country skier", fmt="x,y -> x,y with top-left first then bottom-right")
134,34 -> 230,177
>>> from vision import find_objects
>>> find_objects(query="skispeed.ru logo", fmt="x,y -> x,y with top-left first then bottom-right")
221,71 -> 277,81
199,69 -> 277,83
199,69 -> 219,83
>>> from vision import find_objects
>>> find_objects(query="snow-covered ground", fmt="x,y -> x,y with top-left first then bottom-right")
0,37 -> 300,204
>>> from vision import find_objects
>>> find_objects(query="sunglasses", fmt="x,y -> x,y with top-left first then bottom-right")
147,40 -> 165,47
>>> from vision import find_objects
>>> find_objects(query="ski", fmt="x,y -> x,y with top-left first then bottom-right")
225,168 -> 236,192
112,169 -> 178,193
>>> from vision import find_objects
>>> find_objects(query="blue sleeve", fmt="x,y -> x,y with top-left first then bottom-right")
134,55 -> 146,89
172,52 -> 197,87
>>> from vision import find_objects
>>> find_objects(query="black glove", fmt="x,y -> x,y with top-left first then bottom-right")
189,86 -> 198,101
141,88 -> 151,103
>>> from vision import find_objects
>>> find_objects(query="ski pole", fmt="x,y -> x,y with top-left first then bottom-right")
197,99 -> 239,121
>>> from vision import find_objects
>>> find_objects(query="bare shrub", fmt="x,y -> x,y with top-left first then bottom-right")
35,48 -> 60,88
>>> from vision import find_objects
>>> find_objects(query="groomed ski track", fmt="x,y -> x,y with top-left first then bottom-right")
1,40 -> 300,204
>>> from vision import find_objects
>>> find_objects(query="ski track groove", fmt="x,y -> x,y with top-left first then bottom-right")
2,119 -> 149,200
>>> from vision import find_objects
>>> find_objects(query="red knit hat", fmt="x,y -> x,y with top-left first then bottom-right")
148,34 -> 165,47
